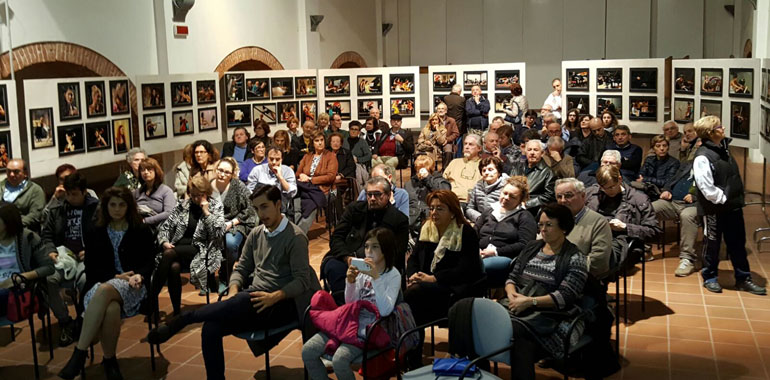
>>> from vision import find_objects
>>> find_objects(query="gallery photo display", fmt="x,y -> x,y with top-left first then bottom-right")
112,118 -> 131,154
390,98 -> 415,117
301,101 -> 317,124
271,77 -> 294,99
358,99 -> 382,119
171,81 -> 193,108
597,96 -> 622,119
246,78 -> 270,100
85,121 -> 111,152
433,72 -> 456,92
253,103 -> 277,125
278,101 -> 299,123
566,95 -> 589,114
629,68 -> 657,92
143,113 -> 167,140
109,79 -> 130,115
57,124 -> 85,157
701,68 -> 723,96
325,100 -> 351,120
390,74 -> 415,94
494,70 -> 520,91
566,68 -> 589,91
674,68 -> 696,95
629,96 -> 657,121
597,68 -> 622,91
324,76 -> 350,97
227,104 -> 252,127
0,85 -> 8,126
0,130 -> 11,170
729,101 -> 750,139
58,82 -> 82,121
673,98 -> 695,123
199,107 -> 218,131
463,72 -> 487,91
141,83 -> 165,110
84,81 -> 106,118
197,80 -> 217,104
357,75 -> 382,96
728,68 -> 753,98
225,73 -> 245,103
29,107 -> 55,149
700,99 -> 722,120
172,110 -> 195,136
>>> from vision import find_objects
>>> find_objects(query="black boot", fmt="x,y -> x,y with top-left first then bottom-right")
58,347 -> 88,379
102,356 -> 124,380
146,314 -> 186,345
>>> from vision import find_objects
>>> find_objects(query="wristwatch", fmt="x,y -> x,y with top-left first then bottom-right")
531,298 -> 538,307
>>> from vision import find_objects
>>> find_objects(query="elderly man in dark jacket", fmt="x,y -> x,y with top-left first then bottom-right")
510,139 -> 556,215
443,84 -> 466,134
651,161 -> 698,277
576,118 -> 613,173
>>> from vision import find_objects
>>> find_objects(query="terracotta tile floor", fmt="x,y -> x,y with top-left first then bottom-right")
3,194 -> 770,379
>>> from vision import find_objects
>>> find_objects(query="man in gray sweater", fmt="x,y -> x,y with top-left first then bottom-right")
555,177 -> 612,279
148,184 -> 320,380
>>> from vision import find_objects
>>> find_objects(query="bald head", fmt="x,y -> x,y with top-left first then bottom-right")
6,159 -> 27,186
589,118 -> 605,136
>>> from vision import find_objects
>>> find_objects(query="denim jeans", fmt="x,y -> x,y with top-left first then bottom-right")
483,256 -> 513,287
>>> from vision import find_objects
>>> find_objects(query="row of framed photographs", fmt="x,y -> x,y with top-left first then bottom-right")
673,98 -> 752,139
56,79 -> 131,122
29,107 -> 132,156
566,67 -> 657,92
560,95 -> 658,121
762,69 -> 770,102
0,85 -> 11,127
432,70 -> 520,92
762,106 -> 770,140
673,67 -> 756,98
141,80 -> 217,111
143,107 -> 218,141
227,98 -> 417,128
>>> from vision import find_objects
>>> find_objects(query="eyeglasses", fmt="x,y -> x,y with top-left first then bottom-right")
365,191 -> 384,198
713,125 -> 724,131
428,206 -> 446,213
556,192 -> 575,200
537,222 -> 557,230
216,168 -> 233,175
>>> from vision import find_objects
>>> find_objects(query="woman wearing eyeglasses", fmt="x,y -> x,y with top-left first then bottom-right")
190,140 -> 220,183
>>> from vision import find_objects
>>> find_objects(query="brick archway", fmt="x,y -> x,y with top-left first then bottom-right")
330,51 -> 368,68
215,46 -> 284,77
0,41 -> 138,115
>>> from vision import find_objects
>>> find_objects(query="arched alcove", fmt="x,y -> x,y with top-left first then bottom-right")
214,46 -> 284,77
330,51 -> 368,69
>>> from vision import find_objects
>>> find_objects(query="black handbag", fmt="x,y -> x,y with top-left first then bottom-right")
500,279 -> 564,336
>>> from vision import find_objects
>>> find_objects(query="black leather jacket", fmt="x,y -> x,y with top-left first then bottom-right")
511,159 -> 556,211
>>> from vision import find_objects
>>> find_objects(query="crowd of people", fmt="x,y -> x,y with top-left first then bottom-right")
0,81 -> 763,380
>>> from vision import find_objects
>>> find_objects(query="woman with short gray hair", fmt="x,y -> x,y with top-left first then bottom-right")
113,147 -> 147,191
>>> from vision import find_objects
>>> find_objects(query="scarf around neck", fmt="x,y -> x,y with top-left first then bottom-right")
419,220 -> 463,273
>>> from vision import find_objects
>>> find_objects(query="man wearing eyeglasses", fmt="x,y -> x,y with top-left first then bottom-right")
1,159 -> 45,232
662,121 -> 683,157
322,176 -> 408,302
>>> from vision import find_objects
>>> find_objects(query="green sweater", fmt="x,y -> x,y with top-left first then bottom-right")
1,179 -> 46,232
567,208 -> 612,279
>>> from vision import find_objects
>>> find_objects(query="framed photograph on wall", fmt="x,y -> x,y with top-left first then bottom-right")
728,69 -> 753,98
357,75 -> 383,96
225,73 -> 245,102
674,68 -> 696,95
566,69 -> 589,91
391,74 -> 415,94
700,99 -> 722,120
84,81 -> 106,118
701,68 -> 723,96
494,94 -> 512,112
199,107 -> 218,131
673,98 -> 695,124
0,85 -> 9,127
463,71 -> 487,91
278,101 -> 299,123
301,101 -> 317,124
58,82 -> 82,121
629,96 -> 657,121
762,70 -> 768,102
227,104 -> 251,127
324,76 -> 350,97
325,100 -> 351,120
597,68 -> 622,91
172,110 -> 195,136
494,70 -> 520,91
358,99 -> 382,119
433,72 -> 456,92
170,81 -> 193,108
763,106 -> 770,139
29,107 -> 55,149
196,80 -> 217,104
296,77 -> 317,97
57,124 -> 85,156
109,80 -> 130,115
141,83 -> 165,110
143,113 -> 167,140
85,121 -> 111,152
433,95 -> 443,111
629,68 -> 657,92
390,98 -> 415,117
765,69 -> 770,101
252,103 -> 277,125
729,102 -> 750,139
566,95 -> 589,114
112,118 -> 131,154
0,131 -> 11,170
597,96 -> 622,119
270,77 -> 294,99
245,78 -> 269,100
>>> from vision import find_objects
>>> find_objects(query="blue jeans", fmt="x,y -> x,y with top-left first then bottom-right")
225,230 -> 244,262
483,256 -> 513,287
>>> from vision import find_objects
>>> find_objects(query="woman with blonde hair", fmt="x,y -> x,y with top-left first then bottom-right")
416,113 -> 448,163
273,129 -> 301,170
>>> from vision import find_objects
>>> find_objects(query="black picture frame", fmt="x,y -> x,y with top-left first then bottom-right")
390,74 -> 415,94
597,96 -> 623,119
227,104 -> 252,127
700,99 -> 722,120
85,121 -> 111,152
357,75 -> 383,96
325,100 -> 352,120
494,70 -> 520,91
674,68 -> 696,95
143,113 -> 167,140
277,101 -> 299,123
596,68 -> 622,92
141,83 -> 165,110
58,82 -> 82,121
566,68 -> 589,91
0,85 -> 9,127
629,68 -> 657,92
198,107 -> 218,131
270,77 -> 294,99
170,81 -> 193,108
109,79 -> 130,115
494,94 -> 512,112
112,118 -> 131,154
224,73 -> 245,102
728,68 -> 754,98
300,101 -> 317,125
29,107 -> 55,149
172,110 -> 195,136
629,96 -> 658,121
701,68 -> 723,96
433,72 -> 456,92
566,95 -> 589,114
84,81 -> 106,118
673,98 -> 695,124
245,78 -> 270,100
252,103 -> 277,125
0,130 -> 11,171
324,76 -> 350,97
433,95 -> 443,111
762,69 -> 768,102
463,71 -> 487,91
196,80 -> 217,104
390,97 -> 416,118
57,124 -> 85,156
295,76 -> 318,98
729,101 -> 750,139
358,98 -> 382,119
763,106 -> 769,139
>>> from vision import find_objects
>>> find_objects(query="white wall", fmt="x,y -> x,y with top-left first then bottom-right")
316,0 -> 379,68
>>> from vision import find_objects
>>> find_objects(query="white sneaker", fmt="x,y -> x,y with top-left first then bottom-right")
675,259 -> 695,277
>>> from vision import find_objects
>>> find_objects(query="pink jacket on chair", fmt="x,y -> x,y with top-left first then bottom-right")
309,290 -> 391,355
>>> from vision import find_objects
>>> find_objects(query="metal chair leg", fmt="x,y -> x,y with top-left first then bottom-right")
623,267 -> 628,324
9,323 -> 14,342
265,347 -> 271,380
430,325 -> 435,356
641,254 -> 646,313
615,277 -> 620,357
29,314 -> 40,380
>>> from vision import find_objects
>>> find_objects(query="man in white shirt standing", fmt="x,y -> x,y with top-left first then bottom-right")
541,78 -> 562,122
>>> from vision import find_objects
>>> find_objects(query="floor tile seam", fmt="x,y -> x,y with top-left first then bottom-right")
695,263 -> 721,380
736,287 -> 770,379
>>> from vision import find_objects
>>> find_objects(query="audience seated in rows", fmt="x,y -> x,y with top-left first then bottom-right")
173,145 -> 192,198
324,113 -> 349,140
272,129 -> 301,170
344,121 -> 372,168
190,140 -> 220,183
443,134 -> 482,203
405,155 -> 451,237
114,148 -> 146,192
637,135 -> 680,195
295,131 -> 338,233
238,139 -> 267,183
542,136 -> 575,179
134,158 -> 175,230
416,113 -> 449,164
247,146 -> 298,203
2,160 -> 46,234
47,164 -> 98,211
356,164 -> 409,217
465,156 -> 509,224
220,126 -> 252,168
372,114 -> 414,171
607,125 -> 643,180
435,102 -> 461,167
329,133 -> 356,179
510,139 -> 556,215
576,117 -> 612,173
251,119 -> 272,148
662,121 -> 683,157
293,120 -> 317,154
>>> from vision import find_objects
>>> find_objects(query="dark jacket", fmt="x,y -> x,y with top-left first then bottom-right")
443,94 -> 466,134
404,173 -> 451,235
465,96 -> 490,130
334,148 -> 356,178
610,143 -> 643,179
695,139 -> 745,215
640,154 -> 680,188
282,147 -> 302,170
576,133 -> 612,169
221,141 -> 253,162
585,185 -> 660,241
374,127 -> 415,169
661,161 -> 696,205
407,223 -> 484,295
13,229 -> 56,279
345,137 -> 372,167
476,206 -> 537,259
218,178 -> 257,237
83,224 -> 156,303
465,174 -> 509,224
41,194 -> 99,249
325,201 -> 409,273
511,159 -> 556,211
0,179 -> 46,232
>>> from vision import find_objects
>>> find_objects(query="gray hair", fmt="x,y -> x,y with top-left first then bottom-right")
601,149 -> 621,163
126,147 -> 146,164
525,139 -> 545,151
546,136 -> 565,151
371,163 -> 395,179
464,133 -> 482,149
365,176 -> 392,195
555,177 -> 586,194
451,84 -> 462,94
